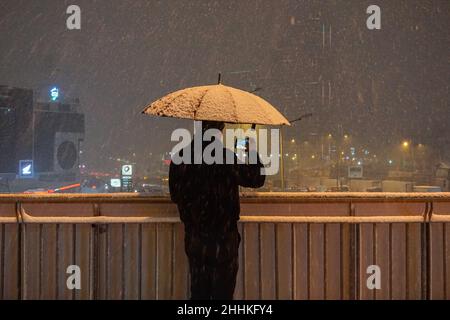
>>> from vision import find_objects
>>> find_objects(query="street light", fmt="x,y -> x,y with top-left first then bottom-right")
401,140 -> 416,173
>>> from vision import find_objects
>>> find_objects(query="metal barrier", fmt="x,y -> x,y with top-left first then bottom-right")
0,193 -> 449,300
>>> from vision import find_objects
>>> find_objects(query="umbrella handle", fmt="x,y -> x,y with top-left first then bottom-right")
251,124 -> 256,130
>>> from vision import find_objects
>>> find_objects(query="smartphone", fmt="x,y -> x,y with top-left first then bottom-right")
235,138 -> 248,151
235,137 -> 249,164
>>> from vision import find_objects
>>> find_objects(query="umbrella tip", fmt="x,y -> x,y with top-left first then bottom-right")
217,72 -> 222,84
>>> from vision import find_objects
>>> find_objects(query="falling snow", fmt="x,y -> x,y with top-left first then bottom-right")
0,0 -> 449,192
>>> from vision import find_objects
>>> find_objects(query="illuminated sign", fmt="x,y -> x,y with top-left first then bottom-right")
121,176 -> 133,192
50,87 -> 59,101
19,160 -> 34,179
110,179 -> 121,188
122,165 -> 133,176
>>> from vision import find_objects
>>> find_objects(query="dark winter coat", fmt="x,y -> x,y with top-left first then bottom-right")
169,139 -> 265,263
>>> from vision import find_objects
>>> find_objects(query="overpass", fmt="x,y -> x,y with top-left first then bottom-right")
0,192 -> 449,300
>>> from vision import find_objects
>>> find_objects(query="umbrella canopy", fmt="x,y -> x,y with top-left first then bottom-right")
142,84 -> 290,126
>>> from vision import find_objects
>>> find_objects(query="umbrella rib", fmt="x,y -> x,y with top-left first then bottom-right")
164,90 -> 190,116
246,92 -> 268,123
147,89 -> 187,116
223,86 -> 238,123
194,88 -> 210,120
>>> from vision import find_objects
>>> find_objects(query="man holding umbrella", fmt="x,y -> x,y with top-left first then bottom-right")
169,120 -> 265,299
142,81 -> 289,299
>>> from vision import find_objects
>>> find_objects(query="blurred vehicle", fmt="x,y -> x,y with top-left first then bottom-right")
81,177 -> 109,193
287,186 -> 310,192
315,185 -> 328,192
413,185 -> 442,192
134,184 -> 164,196
283,186 -> 298,192
23,188 -> 50,194
327,185 -> 350,192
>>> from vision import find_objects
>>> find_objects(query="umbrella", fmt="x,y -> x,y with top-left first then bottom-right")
142,83 -> 290,126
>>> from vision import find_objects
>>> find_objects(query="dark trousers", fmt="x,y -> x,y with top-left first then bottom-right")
185,230 -> 240,300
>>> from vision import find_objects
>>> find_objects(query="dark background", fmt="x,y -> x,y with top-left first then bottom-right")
0,0 -> 448,173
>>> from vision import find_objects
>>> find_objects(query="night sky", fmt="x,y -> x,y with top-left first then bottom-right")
0,0 -> 449,174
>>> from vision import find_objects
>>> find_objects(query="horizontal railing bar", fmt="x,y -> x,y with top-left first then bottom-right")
430,214 -> 450,222
239,215 -> 426,224
0,194 -> 170,203
0,192 -> 450,203
20,215 -> 181,224
242,192 -> 450,203
0,217 -> 20,224
0,196 -> 447,224
5,212 -> 429,224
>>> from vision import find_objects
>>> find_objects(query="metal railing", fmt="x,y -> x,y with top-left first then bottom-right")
0,192 -> 449,299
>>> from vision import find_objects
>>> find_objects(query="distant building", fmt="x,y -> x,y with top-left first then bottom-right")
0,85 -> 85,188
0,86 -> 33,175
34,98 -> 85,182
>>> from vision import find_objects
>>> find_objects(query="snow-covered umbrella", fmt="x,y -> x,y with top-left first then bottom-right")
141,83 -> 290,126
